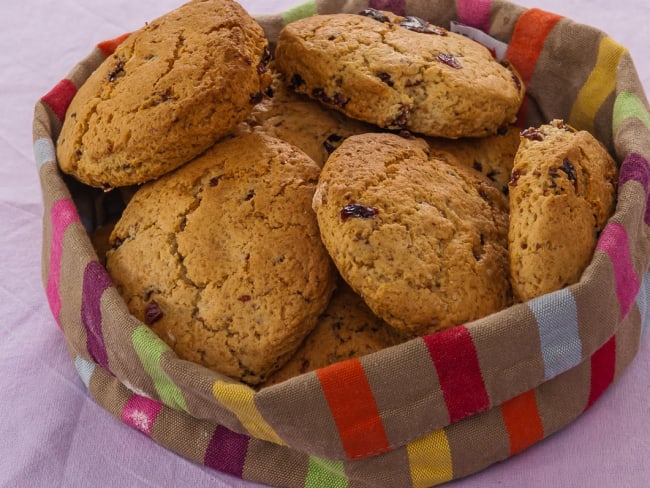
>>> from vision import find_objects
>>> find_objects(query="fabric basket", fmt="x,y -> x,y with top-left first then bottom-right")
32,0 -> 650,486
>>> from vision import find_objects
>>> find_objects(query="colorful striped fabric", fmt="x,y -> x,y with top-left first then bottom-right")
32,0 -> 650,487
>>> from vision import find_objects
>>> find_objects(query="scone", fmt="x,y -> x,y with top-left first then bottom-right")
263,282 -> 410,386
238,71 -> 376,167
508,120 -> 618,302
274,9 -> 524,139
106,133 -> 337,385
426,125 -> 521,194
313,133 -> 511,336
57,0 -> 271,188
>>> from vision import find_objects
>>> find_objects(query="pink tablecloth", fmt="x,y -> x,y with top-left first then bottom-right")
1,1 -> 648,486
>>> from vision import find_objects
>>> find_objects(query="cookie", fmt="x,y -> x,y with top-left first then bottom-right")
238,71 -> 376,166
508,119 -> 618,301
426,125 -> 521,194
106,132 -> 337,385
57,0 -> 271,188
274,10 -> 524,139
262,282 -> 410,386
313,132 -> 511,335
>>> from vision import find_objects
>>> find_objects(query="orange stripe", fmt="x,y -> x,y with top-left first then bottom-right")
500,389 -> 544,455
97,33 -> 131,57
316,359 -> 390,459
505,9 -> 563,123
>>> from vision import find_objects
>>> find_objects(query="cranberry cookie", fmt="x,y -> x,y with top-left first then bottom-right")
508,120 -> 618,301
313,133 -> 511,336
57,0 -> 271,188
106,133 -> 336,385
274,9 -> 524,139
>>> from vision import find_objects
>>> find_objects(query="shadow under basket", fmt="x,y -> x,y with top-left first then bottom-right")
32,0 -> 650,486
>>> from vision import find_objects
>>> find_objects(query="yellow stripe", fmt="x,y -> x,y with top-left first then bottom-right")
407,429 -> 453,488
212,380 -> 284,445
569,36 -> 627,133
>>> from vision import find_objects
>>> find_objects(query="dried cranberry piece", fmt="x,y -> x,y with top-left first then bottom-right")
511,72 -> 522,91
289,73 -> 305,90
560,158 -> 578,190
400,16 -> 447,35
521,127 -> 544,141
144,300 -> 163,325
341,203 -> 379,221
391,104 -> 411,127
323,134 -> 344,154
509,169 -> 521,187
398,130 -> 415,139
377,72 -> 394,86
436,53 -> 462,69
108,59 -> 125,82
249,92 -> 264,104
238,295 -> 252,302
359,8 -> 391,23
332,92 -> 349,108
257,46 -> 271,75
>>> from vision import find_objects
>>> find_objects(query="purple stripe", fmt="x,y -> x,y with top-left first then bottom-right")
618,152 -> 650,191
456,0 -> 493,33
617,153 -> 650,227
204,425 -> 250,478
368,0 -> 405,15
596,222 -> 641,320
81,261 -> 113,370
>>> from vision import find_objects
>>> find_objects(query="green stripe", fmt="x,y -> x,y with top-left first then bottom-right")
282,1 -> 317,25
132,325 -> 188,412
305,456 -> 348,488
613,91 -> 650,132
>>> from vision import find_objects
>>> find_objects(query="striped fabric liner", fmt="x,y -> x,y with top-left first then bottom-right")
503,8 -> 563,124
32,0 -> 650,486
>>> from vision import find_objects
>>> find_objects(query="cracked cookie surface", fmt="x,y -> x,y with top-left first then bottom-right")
106,132 -> 336,385
274,10 -> 524,139
508,120 -> 618,302
57,0 -> 271,188
313,133 -> 511,336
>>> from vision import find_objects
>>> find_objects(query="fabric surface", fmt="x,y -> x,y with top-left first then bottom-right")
3,0 -> 650,487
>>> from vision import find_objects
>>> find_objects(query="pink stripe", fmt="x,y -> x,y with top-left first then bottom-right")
45,199 -> 81,327
596,222 -> 641,319
121,394 -> 163,436
456,0 -> 493,32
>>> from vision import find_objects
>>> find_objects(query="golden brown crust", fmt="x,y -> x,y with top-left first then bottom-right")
57,0 -> 271,188
106,133 -> 337,385
313,132 -> 512,335
274,11 -> 524,138
508,120 -> 618,301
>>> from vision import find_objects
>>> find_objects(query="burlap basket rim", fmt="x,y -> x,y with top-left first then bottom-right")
32,0 -> 650,485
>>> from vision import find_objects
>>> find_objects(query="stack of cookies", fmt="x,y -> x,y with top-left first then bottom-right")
56,1 -> 617,386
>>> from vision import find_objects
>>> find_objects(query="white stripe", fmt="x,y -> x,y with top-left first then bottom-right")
74,356 -> 96,389
529,288 -> 583,381
34,137 -> 56,169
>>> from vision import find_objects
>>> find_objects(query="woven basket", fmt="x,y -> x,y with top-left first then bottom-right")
33,0 -> 650,486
